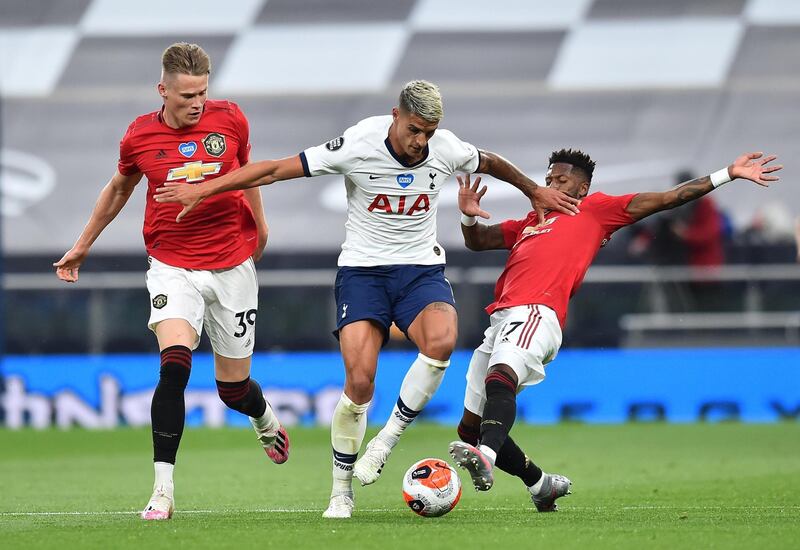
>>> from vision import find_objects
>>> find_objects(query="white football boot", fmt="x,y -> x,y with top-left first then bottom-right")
141,484 -> 174,520
353,435 -> 393,486
322,492 -> 355,519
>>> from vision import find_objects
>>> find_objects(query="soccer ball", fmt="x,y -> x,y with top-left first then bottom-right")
402,458 -> 462,517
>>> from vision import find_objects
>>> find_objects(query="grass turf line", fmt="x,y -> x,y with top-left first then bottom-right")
1,423 -> 798,549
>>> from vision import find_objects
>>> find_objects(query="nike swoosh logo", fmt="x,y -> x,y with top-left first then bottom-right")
369,175 -> 380,180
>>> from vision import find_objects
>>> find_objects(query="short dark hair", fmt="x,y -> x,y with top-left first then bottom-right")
549,148 -> 596,182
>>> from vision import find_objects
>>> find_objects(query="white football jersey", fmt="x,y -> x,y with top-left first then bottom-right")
300,116 -> 479,267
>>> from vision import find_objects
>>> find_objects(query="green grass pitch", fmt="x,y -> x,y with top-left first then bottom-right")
1,423 -> 798,549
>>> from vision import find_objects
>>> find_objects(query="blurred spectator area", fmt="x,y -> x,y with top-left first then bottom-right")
4,243 -> 799,354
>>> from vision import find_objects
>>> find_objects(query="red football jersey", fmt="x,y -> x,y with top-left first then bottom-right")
488,192 -> 637,328
118,99 -> 257,269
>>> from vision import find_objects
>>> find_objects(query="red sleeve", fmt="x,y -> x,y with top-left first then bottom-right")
500,218 -> 527,249
233,104 -> 251,166
117,122 -> 139,176
588,192 -> 637,232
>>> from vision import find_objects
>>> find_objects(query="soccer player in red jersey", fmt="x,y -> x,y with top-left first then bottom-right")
448,148 -> 782,511
53,43 -> 289,520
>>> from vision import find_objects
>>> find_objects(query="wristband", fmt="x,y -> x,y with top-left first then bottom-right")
710,167 -> 731,188
460,213 -> 477,226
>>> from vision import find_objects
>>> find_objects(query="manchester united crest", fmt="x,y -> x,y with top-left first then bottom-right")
152,294 -> 168,309
202,132 -> 226,157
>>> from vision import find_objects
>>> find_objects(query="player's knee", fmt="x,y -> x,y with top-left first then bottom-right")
158,345 -> 191,391
344,371 -> 375,401
485,366 -> 518,391
216,378 -> 249,408
158,363 -> 190,392
419,334 -> 456,362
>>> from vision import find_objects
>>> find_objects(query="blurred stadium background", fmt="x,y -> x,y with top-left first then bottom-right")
1,0 -> 799,430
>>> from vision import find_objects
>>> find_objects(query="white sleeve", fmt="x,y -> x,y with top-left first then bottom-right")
300,124 -> 360,177
437,129 -> 480,174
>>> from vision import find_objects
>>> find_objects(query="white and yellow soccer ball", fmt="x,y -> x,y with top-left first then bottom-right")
402,458 -> 462,517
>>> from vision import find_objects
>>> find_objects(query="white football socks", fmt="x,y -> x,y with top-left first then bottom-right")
528,473 -> 546,495
377,353 -> 449,448
153,461 -> 174,493
330,393 -> 370,495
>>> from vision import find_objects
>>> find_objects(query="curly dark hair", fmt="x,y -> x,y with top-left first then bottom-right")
548,148 -> 596,182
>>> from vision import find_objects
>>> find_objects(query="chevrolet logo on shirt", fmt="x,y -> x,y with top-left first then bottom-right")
166,161 -> 222,183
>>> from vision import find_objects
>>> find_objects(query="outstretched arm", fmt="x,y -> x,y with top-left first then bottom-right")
54,170 -> 143,282
155,155 -> 306,222
477,149 -> 580,221
457,174 -> 507,251
625,152 -> 782,221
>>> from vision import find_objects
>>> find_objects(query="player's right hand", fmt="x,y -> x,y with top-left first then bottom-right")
53,247 -> 88,282
457,174 -> 490,219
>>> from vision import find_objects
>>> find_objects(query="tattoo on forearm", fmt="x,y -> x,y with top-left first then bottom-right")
674,176 -> 712,205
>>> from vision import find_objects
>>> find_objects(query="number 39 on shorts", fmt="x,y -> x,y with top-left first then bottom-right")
234,309 -> 257,337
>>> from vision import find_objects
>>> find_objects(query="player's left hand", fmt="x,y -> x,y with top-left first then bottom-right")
154,182 -> 205,222
729,152 -> 782,186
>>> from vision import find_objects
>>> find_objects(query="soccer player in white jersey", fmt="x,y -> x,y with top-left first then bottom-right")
155,80 -> 580,518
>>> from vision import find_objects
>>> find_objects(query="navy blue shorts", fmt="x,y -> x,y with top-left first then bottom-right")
333,264 -> 456,343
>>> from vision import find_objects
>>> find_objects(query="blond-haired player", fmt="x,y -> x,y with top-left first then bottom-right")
55,43 -> 289,521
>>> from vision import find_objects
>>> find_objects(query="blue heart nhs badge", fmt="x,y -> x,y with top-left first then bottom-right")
396,174 -> 414,188
179,142 -> 197,158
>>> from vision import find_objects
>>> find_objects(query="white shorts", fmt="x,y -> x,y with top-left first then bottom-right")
464,304 -> 562,416
146,256 -> 258,359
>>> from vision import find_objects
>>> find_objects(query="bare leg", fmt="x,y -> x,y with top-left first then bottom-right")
323,320 -> 383,519
354,303 -> 457,486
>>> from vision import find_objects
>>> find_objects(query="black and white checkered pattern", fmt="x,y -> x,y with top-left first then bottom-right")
1,0 -> 798,253
3,0 -> 799,96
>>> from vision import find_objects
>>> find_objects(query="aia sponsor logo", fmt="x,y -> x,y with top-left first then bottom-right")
368,193 -> 430,215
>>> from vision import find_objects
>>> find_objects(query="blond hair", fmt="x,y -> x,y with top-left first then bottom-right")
398,80 -> 443,123
161,42 -> 210,78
